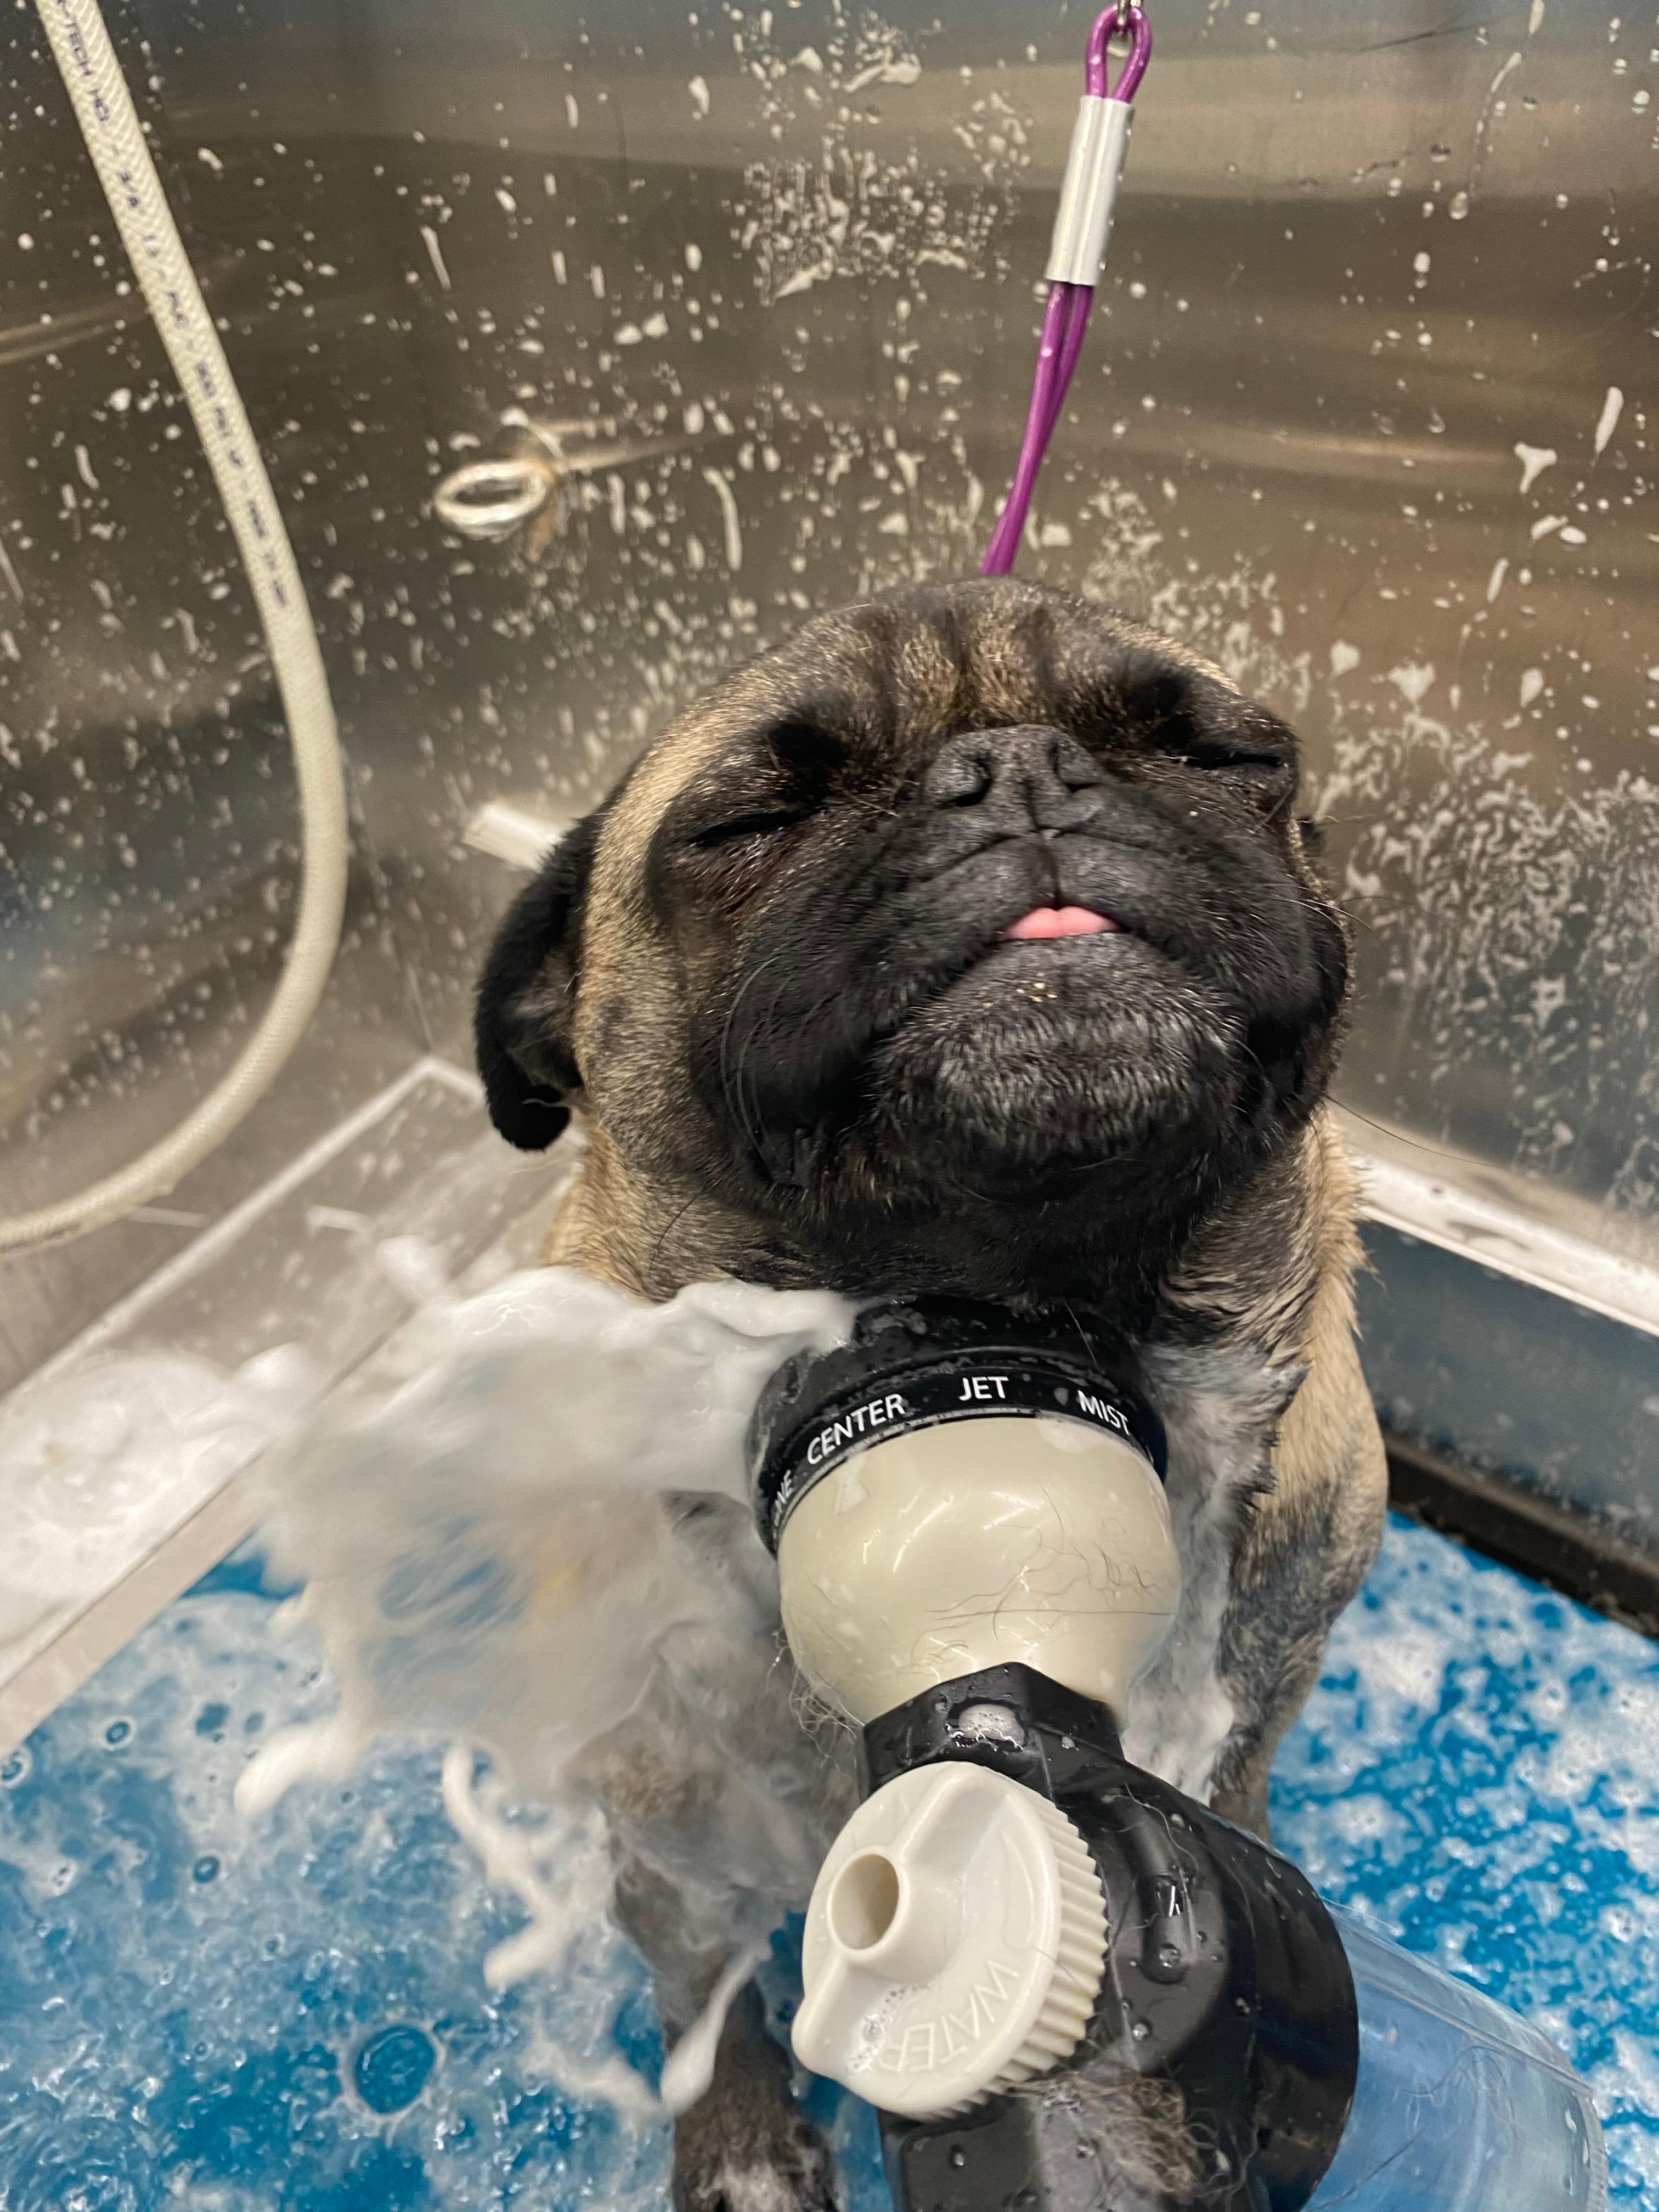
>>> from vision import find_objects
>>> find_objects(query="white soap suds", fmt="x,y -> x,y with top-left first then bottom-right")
658,1939 -> 772,2114
1388,662 -> 1436,707
1514,441 -> 1558,494
702,468 -> 745,570
419,224 -> 452,292
1593,386 -> 1624,458
240,1269 -> 851,2112
0,1347 -> 315,1679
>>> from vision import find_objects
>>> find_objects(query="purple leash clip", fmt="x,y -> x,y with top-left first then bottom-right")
980,2 -> 1152,577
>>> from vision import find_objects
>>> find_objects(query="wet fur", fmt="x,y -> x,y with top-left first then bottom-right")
475,579 -> 1387,2209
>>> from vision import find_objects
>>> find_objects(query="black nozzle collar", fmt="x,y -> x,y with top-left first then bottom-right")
747,1296 -> 1165,1555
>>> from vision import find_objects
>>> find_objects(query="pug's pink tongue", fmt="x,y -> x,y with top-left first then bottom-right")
1000,905 -> 1118,941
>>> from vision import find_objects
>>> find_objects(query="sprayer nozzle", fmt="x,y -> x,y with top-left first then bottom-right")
793,1763 -> 1107,2118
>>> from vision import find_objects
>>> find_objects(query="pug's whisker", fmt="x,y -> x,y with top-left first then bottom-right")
1330,1099 -> 1466,1165
718,952 -> 792,1156
646,1193 -> 701,1286
726,968 -> 857,1171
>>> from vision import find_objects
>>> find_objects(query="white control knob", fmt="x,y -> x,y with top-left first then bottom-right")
792,1763 -> 1108,2118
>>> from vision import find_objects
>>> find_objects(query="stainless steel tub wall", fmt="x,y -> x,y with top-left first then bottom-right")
3,0 -> 1656,1391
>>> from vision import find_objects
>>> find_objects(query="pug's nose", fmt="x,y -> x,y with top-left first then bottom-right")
924,725 -> 1106,825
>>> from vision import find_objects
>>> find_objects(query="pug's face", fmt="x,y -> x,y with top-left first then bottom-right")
477,580 -> 1349,1308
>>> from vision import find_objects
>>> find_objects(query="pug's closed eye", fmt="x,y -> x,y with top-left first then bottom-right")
1155,715 -> 1297,811
689,808 -> 806,849
682,719 -> 843,849
1109,659 -> 1297,806
1182,744 -> 1296,798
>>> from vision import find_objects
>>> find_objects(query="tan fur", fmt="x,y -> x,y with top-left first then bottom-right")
541,1124 -> 777,1299
1170,1115 -> 1387,1830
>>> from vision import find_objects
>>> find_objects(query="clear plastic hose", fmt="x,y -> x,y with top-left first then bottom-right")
3,0 -> 349,1254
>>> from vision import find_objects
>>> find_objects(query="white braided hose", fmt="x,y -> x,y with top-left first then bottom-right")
4,0 -> 349,1252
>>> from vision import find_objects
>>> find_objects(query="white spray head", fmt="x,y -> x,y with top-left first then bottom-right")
792,1762 -> 1108,2117
776,1411 -> 1180,1726
751,1305 -> 1182,1727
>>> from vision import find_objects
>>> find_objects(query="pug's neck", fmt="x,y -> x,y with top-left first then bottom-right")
543,1110 -> 1355,1376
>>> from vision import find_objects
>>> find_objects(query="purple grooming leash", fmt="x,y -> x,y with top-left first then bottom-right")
980,2 -> 1152,576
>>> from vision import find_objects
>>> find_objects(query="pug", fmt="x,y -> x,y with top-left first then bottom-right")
473,577 -> 1387,2212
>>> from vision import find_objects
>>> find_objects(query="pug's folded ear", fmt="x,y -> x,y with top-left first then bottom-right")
474,808 -> 605,1150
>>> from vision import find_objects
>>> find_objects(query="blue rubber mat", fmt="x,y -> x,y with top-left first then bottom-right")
1,1515 -> 1655,2208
